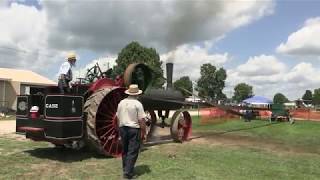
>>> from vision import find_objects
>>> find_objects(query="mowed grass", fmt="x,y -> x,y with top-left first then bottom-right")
193,117 -> 320,153
0,117 -> 320,179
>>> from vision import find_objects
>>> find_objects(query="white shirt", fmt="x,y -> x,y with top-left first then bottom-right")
58,62 -> 73,80
116,96 -> 146,128
58,62 -> 72,75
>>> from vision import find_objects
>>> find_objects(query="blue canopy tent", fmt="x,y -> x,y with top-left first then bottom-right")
242,96 -> 272,105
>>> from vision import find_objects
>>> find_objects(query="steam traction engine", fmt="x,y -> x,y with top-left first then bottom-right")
16,63 -> 192,157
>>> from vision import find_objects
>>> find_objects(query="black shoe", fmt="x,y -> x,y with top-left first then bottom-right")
123,174 -> 138,179
123,174 -> 131,179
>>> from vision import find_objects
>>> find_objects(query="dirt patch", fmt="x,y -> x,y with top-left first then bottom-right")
0,120 -> 26,141
20,162 -> 69,178
189,132 -> 316,155
147,126 -> 171,142
0,120 -> 15,134
144,126 -> 312,156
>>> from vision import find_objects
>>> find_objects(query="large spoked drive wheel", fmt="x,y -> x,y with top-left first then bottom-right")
170,111 -> 192,142
84,88 -> 127,157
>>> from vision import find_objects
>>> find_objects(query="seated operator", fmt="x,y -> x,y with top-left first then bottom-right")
58,52 -> 77,94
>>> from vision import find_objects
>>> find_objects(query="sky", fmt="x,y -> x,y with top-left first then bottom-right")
0,0 -> 320,100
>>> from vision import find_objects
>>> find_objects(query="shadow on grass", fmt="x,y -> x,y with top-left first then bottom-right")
135,165 -> 151,177
25,140 -> 175,162
24,147 -> 110,162
24,133 -> 175,162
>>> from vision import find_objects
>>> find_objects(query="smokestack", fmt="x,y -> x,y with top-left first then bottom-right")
166,62 -> 173,89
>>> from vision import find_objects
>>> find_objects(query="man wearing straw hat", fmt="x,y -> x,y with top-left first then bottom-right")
57,52 -> 77,94
116,84 -> 147,179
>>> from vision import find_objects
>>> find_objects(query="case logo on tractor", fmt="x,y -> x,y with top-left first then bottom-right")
46,104 -> 59,108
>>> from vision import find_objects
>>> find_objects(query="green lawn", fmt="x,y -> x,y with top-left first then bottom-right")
193,117 -> 320,153
0,118 -> 320,179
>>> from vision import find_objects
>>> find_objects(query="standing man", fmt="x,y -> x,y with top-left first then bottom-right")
58,52 -> 77,94
116,84 -> 147,179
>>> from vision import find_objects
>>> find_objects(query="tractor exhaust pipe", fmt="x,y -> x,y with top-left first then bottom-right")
166,62 -> 173,89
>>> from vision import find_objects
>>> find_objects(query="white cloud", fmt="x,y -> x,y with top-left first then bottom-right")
0,0 -> 274,80
226,55 -> 320,100
160,44 -> 230,81
226,55 -> 286,97
277,17 -> 320,56
41,0 -> 274,53
285,62 -> 320,86
0,0 -> 10,8
221,0 -> 274,28
237,55 -> 286,76
0,2 -> 63,74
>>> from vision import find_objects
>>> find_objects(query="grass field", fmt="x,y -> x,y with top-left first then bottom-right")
1,118 -> 320,179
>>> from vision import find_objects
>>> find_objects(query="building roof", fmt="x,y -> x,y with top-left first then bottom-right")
0,68 -> 56,86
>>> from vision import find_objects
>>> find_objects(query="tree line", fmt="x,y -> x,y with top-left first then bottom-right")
113,42 -> 318,105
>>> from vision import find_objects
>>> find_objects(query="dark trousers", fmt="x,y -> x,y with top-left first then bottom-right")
119,126 -> 141,177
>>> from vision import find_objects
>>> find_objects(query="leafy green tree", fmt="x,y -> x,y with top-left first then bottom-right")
173,76 -> 193,98
218,92 -> 227,100
273,93 -> 289,104
312,88 -> 320,105
114,41 -> 165,87
302,90 -> 313,105
232,83 -> 253,103
197,63 -> 227,100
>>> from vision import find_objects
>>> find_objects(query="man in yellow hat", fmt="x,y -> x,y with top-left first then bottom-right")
58,52 -> 76,93
116,84 -> 147,179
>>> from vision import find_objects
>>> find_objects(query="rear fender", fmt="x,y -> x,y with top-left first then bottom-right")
89,78 -> 117,93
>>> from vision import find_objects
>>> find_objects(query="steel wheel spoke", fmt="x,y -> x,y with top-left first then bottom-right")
102,138 -> 112,149
101,128 -> 114,139
97,124 -> 113,133
97,111 -> 114,120
108,132 -> 118,154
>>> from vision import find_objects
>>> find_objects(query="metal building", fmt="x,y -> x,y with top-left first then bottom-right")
0,68 -> 56,110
